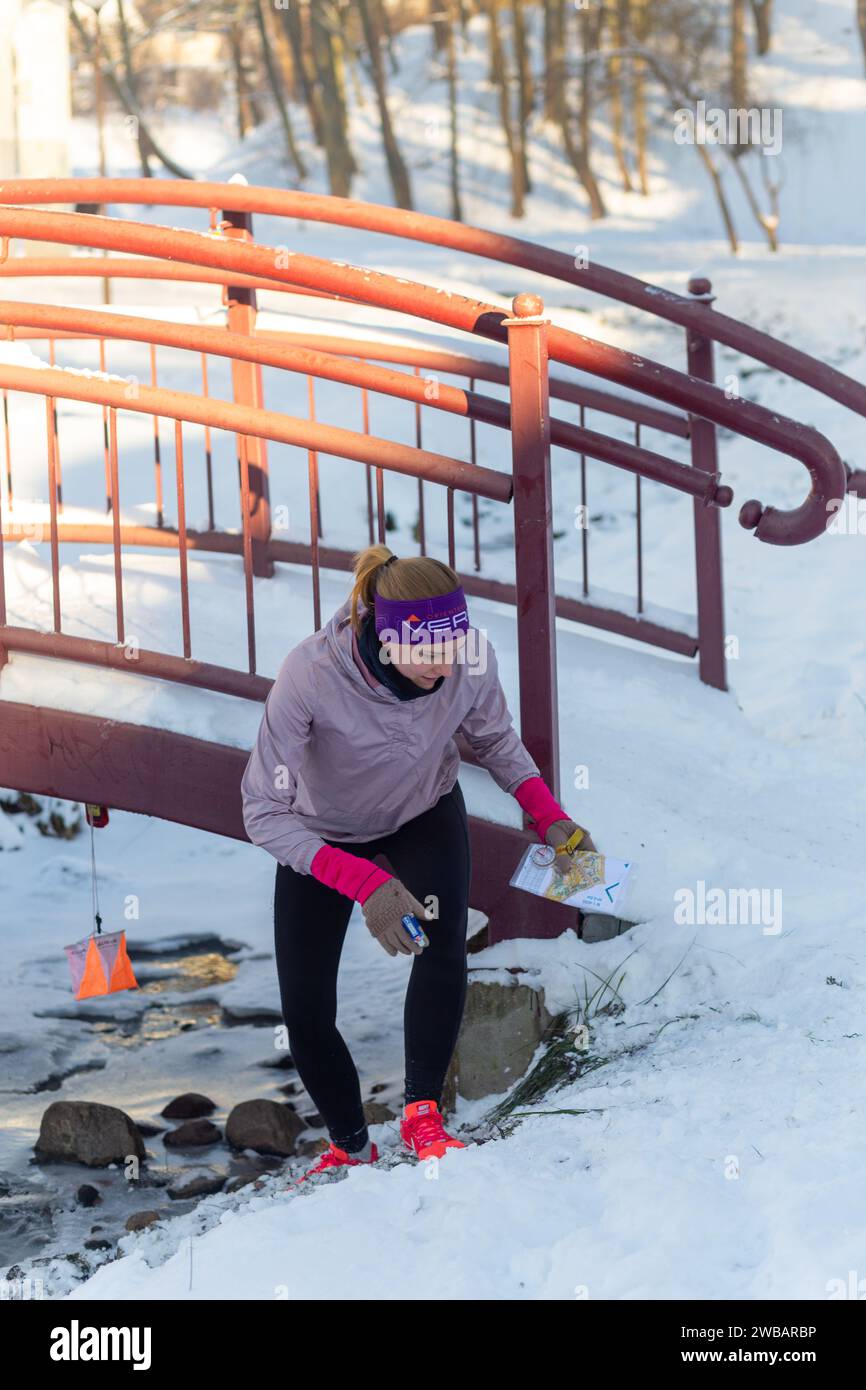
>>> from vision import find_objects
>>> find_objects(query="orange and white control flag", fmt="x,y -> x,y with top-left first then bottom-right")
64,930 -> 138,1000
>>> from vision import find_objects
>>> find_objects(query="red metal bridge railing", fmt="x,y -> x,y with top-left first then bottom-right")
0,184 -> 853,938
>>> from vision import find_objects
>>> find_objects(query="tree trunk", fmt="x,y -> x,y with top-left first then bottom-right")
729,150 -> 779,250
279,2 -> 325,147
576,3 -> 607,218
631,0 -> 650,193
375,0 -> 398,73
310,2 -> 357,196
858,0 -> 866,73
229,22 -> 263,139
431,0 -> 447,51
731,0 -> 748,152
637,45 -> 740,253
749,0 -> 774,55
511,0 -> 533,194
115,0 -> 153,177
485,0 -> 525,217
608,0 -> 633,191
543,0 -> 560,120
697,141 -> 739,253
253,0 -> 307,179
444,0 -> 463,221
357,0 -> 414,208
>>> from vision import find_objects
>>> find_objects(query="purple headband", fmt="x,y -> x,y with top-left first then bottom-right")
374,585 -> 470,641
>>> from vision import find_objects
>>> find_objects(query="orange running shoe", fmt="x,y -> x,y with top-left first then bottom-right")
400,1100 -> 467,1161
297,1141 -> 379,1184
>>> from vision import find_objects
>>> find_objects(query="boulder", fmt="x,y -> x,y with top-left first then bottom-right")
442,978 -> 553,1105
125,1210 -> 161,1232
160,1092 -> 217,1120
226,1099 -> 306,1157
35,1102 -> 145,1168
163,1119 -> 222,1149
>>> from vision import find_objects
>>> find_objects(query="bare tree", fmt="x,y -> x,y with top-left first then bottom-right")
251,0 -> 307,179
631,0 -> 650,193
115,0 -> 153,176
511,0 -> 533,194
357,0 -> 414,208
575,0 -> 607,218
279,1 -> 326,147
68,0 -> 193,179
543,0 -> 559,120
485,0 -> 525,217
750,0 -> 773,55
228,20 -> 264,140
730,0 -> 748,154
858,0 -> 866,73
309,1 -> 357,196
607,0 -> 634,191
444,0 -> 464,220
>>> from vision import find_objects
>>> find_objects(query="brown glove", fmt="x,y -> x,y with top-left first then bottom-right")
545,818 -> 597,877
361,877 -> 430,957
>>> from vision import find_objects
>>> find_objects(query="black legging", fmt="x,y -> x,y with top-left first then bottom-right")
273,782 -> 472,1150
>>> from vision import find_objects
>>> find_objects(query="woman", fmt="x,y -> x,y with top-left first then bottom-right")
241,545 -> 593,1177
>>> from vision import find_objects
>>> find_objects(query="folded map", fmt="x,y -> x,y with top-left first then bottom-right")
509,846 -> 634,915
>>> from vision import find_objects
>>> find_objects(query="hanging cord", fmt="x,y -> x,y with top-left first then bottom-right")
90,822 -> 103,936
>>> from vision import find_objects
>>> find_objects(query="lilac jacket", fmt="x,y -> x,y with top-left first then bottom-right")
241,598 -> 539,874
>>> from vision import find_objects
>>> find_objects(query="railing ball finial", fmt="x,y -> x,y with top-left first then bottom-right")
511,292 -> 545,319
688,275 -> 713,297
739,498 -> 764,531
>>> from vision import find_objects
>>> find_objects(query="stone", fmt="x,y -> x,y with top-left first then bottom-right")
363,1101 -> 396,1126
258,1053 -> 295,1071
83,1239 -> 112,1251
135,1121 -> 165,1138
166,1168 -> 227,1200
443,979 -> 553,1103
163,1119 -> 222,1149
76,1184 -> 101,1208
35,1102 -> 146,1168
125,1210 -> 161,1232
580,913 -> 628,943
160,1092 -> 216,1120
295,1137 -> 329,1159
225,1099 -> 306,1157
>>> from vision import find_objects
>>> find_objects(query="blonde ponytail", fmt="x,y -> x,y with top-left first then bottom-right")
349,545 -> 459,634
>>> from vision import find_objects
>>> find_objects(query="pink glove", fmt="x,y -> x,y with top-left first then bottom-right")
310,844 -> 391,904
513,777 -> 597,866
513,776 -> 571,840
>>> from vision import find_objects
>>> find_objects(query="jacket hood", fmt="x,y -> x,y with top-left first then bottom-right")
322,597 -> 401,703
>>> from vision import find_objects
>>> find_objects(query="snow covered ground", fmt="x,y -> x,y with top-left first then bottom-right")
1,0 -> 865,1300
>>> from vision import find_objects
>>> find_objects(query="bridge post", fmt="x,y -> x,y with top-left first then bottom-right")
221,203 -> 274,579
686,276 -> 727,692
505,293 -> 560,801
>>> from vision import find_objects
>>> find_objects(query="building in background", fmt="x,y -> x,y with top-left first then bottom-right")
0,0 -> 71,180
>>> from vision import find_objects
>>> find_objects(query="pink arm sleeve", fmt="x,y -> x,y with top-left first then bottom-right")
310,844 -> 392,905
513,776 -> 569,841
